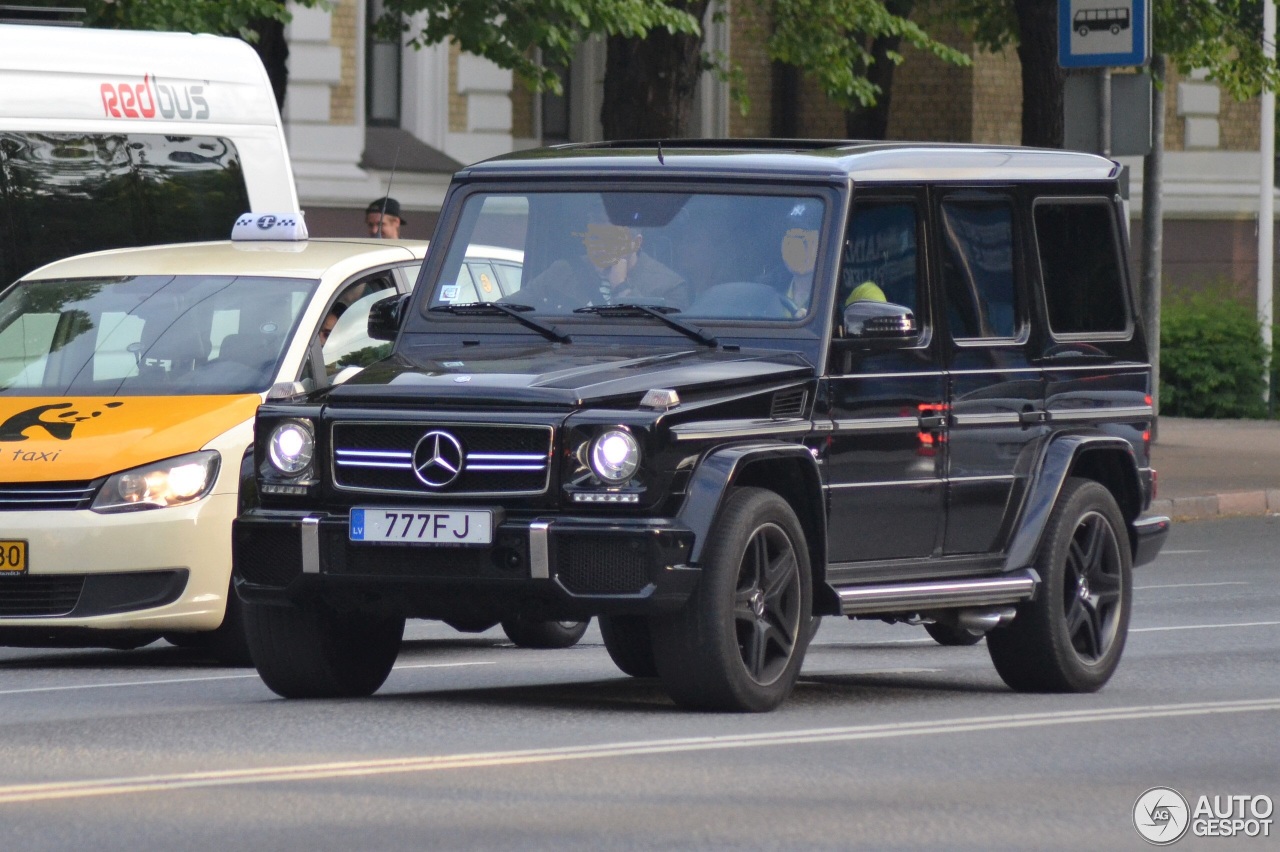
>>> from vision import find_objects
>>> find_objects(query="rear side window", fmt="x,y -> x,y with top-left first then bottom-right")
1034,199 -> 1129,335
0,133 -> 250,285
939,199 -> 1019,340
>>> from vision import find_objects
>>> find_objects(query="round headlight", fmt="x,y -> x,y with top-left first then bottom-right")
589,429 -> 640,484
268,420 -> 315,475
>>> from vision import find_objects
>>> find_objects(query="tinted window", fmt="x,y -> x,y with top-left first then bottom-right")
841,201 -> 919,314
1034,200 -> 1129,335
426,191 -> 828,322
939,200 -> 1018,340
0,133 -> 251,285
0,274 -> 315,395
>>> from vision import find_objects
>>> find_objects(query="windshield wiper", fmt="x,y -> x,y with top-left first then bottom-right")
574,304 -> 717,348
430,301 -> 571,343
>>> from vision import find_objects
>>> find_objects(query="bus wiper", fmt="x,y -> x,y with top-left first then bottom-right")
430,301 -> 571,343
574,304 -> 718,348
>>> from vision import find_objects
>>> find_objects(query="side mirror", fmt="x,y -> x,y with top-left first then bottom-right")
842,300 -> 916,341
368,293 -> 409,341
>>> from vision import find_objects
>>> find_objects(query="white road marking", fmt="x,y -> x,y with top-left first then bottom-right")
1132,620 -> 1280,633
0,697 -> 1277,804
0,661 -> 493,697
1135,581 -> 1249,590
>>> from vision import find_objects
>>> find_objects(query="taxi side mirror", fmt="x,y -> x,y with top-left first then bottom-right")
368,293 -> 409,341
842,300 -> 916,341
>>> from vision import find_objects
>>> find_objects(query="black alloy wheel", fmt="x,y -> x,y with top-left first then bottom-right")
652,487 -> 812,712
988,477 -> 1132,693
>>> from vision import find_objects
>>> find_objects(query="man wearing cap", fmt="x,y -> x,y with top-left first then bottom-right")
365,197 -> 404,239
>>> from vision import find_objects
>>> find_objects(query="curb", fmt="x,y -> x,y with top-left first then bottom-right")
1148,489 -> 1280,521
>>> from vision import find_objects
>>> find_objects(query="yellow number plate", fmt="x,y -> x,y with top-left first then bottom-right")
0,540 -> 27,573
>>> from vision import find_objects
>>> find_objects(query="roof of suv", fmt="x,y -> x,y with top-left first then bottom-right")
462,140 -> 1119,183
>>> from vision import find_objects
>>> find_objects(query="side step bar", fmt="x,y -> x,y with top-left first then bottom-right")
836,569 -> 1039,616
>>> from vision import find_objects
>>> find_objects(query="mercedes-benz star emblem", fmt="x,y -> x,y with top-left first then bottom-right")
412,430 -> 464,488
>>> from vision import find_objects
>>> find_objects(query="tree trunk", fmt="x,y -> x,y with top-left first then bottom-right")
845,0 -> 914,140
845,35 -> 902,139
1012,0 -> 1063,147
601,1 -> 711,139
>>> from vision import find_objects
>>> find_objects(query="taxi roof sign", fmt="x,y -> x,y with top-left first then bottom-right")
232,212 -> 308,242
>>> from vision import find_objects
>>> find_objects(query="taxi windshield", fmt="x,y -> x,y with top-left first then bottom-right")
425,191 -> 827,323
0,274 -> 316,396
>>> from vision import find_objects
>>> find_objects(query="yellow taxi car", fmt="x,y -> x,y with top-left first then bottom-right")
0,215 -> 427,661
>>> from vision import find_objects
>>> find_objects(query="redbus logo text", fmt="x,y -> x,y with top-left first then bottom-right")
100,74 -> 210,121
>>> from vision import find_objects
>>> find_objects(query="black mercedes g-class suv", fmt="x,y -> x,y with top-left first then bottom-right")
234,140 -> 1170,711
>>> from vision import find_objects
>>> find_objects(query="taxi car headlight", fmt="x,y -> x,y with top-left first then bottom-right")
267,420 -> 315,476
91,451 -> 221,513
589,429 -> 641,484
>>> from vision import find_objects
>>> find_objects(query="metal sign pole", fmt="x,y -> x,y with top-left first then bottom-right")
1262,0 -> 1276,405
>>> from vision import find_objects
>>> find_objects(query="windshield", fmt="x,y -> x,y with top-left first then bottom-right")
0,274 -> 316,396
424,191 -> 828,323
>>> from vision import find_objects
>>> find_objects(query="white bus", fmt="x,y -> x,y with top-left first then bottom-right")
0,24 -> 298,285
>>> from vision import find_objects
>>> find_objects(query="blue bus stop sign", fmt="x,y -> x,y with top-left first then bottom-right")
1059,0 -> 1149,68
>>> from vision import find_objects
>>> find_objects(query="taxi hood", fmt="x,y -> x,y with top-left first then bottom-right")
0,395 -> 261,483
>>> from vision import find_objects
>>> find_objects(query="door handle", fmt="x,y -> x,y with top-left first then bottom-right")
1018,409 -> 1046,425
918,402 -> 948,430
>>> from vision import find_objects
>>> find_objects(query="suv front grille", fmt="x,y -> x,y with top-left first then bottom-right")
0,481 -> 98,511
332,422 -> 553,496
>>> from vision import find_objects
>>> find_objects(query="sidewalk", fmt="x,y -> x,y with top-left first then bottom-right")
1147,417 -> 1280,520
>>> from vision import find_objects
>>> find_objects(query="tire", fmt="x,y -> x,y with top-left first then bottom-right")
987,477 -> 1132,693
244,599 -> 404,699
925,620 -> 984,646
599,614 -> 658,677
501,617 -> 590,649
652,487 -> 812,712
1110,24 -> 1120,35
1077,25 -> 1089,37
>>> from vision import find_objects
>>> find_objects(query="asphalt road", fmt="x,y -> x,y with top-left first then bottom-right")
0,515 -> 1277,851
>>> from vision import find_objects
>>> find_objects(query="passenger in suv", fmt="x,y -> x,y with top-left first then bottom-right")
234,141 -> 1170,711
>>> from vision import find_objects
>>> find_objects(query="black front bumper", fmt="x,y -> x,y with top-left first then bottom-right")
233,509 -> 698,619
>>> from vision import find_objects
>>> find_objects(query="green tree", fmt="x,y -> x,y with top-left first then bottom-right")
375,0 -> 966,139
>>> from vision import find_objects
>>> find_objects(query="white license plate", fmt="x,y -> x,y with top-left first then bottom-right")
349,508 -> 495,545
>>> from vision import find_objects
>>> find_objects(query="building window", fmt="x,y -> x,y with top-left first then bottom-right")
366,0 -> 401,127
540,64 -> 570,145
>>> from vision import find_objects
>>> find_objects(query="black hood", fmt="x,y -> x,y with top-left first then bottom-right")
326,342 -> 814,409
